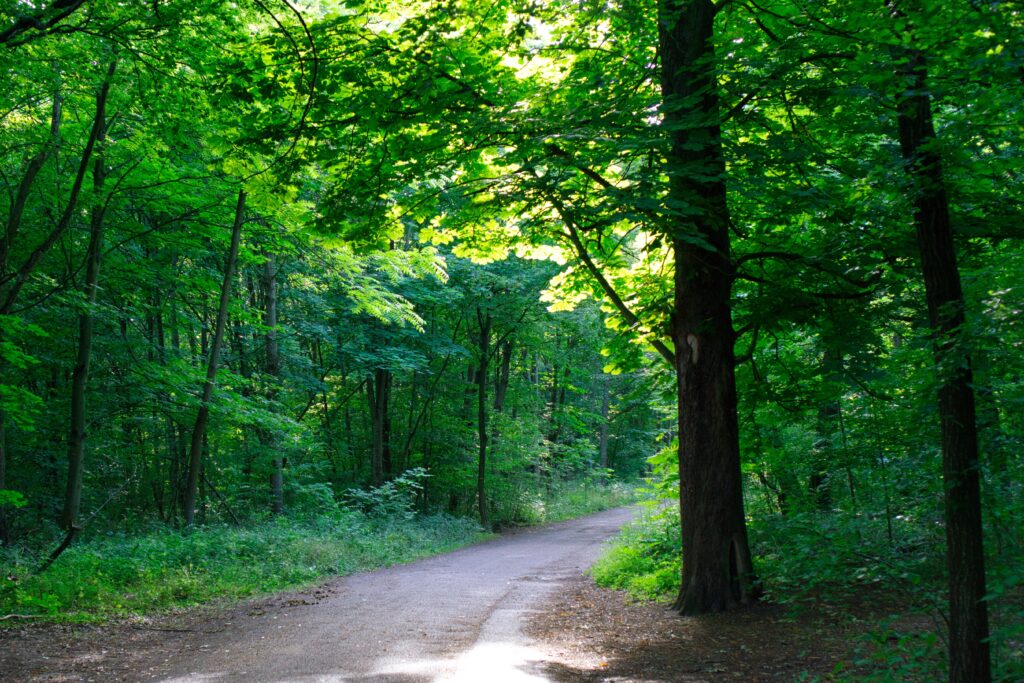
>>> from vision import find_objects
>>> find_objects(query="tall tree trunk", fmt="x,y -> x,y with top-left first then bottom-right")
182,189 -> 246,526
493,339 -> 512,412
476,309 -> 492,528
547,361 -> 559,442
0,413 -> 8,546
659,0 -> 758,614
382,371 -> 392,477
167,285 -> 184,518
368,367 -> 391,486
262,252 -> 284,514
58,92 -> 110,534
489,339 -> 513,454
598,377 -> 610,470
893,39 -> 991,683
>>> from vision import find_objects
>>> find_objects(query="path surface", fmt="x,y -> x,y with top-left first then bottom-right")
5,507 -> 635,683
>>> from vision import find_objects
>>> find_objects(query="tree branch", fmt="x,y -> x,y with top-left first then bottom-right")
548,194 -> 676,366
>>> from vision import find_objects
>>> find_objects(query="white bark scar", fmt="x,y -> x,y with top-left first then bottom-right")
686,334 -> 699,366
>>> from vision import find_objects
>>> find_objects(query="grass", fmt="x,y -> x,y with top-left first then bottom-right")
487,477 -> 645,528
1,510 -> 487,623
539,480 -> 644,522
0,476 -> 643,624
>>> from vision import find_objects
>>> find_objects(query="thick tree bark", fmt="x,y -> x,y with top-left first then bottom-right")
59,91 -> 109,533
659,0 -> 758,614
182,189 -> 246,526
894,44 -> 991,683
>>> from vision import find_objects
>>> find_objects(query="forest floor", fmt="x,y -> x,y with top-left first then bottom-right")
1,507 -> 927,682
526,575 -> 930,681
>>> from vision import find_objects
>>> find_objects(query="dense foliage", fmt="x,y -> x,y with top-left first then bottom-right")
0,0 -> 1021,679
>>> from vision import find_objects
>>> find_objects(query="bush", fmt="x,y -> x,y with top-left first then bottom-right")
590,501 -> 681,601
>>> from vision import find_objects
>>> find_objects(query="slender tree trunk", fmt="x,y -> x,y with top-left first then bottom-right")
262,252 -> 284,514
382,370 -> 392,477
368,367 -> 391,486
598,378 -> 610,470
548,361 -> 559,442
659,0 -> 758,614
59,94 -> 110,533
182,189 -> 246,526
893,40 -> 991,683
167,287 -> 184,518
0,413 -> 8,546
476,309 -> 492,528
489,339 -> 512,453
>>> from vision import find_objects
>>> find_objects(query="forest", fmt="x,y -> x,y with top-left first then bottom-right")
0,0 -> 1021,681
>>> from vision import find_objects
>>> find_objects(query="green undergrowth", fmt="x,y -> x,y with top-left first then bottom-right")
591,501 -> 1024,681
493,478 -> 643,528
544,480 -> 644,521
1,470 -> 642,624
590,500 -> 681,601
0,510 -> 488,623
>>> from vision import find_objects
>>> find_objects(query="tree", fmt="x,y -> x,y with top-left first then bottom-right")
891,9 -> 990,679
658,0 -> 759,613
59,61 -> 116,536
182,189 -> 246,526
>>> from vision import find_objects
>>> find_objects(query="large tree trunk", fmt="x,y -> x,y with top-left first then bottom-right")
894,43 -> 991,683
659,0 -> 758,614
59,91 -> 110,534
182,189 -> 246,526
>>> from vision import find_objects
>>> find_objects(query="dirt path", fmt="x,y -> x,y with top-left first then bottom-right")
2,507 -> 637,682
